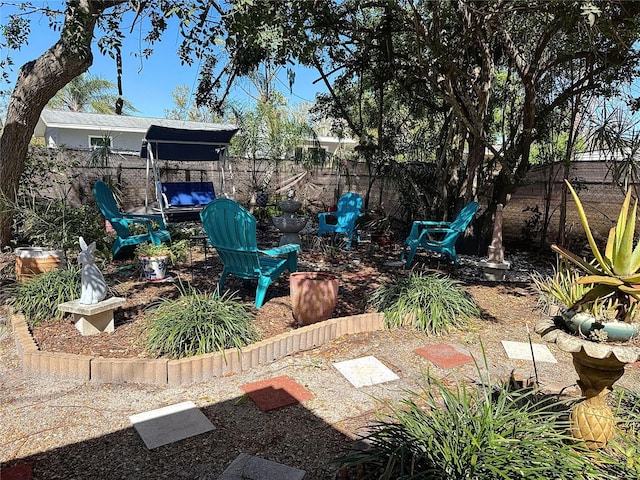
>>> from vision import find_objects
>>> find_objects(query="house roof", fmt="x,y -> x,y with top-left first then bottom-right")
34,109 -> 237,137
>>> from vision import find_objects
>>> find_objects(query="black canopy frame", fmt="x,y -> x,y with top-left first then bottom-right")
141,124 -> 239,223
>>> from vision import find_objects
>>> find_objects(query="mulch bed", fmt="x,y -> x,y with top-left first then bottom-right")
3,236 -> 554,359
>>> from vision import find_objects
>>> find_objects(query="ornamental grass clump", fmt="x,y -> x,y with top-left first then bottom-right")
8,265 -> 81,326
531,264 -> 622,321
145,286 -> 259,359
602,387 -> 640,478
336,372 -> 601,479
369,272 -> 479,334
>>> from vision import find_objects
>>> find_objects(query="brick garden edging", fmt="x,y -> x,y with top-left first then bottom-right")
11,312 -> 384,385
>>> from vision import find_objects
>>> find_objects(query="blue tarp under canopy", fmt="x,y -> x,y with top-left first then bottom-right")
140,125 -> 239,161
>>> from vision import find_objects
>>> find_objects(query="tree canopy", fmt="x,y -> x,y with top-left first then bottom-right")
48,73 -> 137,114
1,0 -> 640,249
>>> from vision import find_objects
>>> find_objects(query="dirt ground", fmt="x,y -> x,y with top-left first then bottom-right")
4,240 -> 640,479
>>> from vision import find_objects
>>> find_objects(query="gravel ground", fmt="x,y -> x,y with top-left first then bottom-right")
3,254 -> 640,479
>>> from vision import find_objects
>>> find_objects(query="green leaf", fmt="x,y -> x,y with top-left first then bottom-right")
550,244 -> 601,275
577,275 -> 623,287
565,181 -> 613,275
614,190 -> 636,274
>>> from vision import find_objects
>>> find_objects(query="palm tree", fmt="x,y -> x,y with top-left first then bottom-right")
48,73 -> 137,114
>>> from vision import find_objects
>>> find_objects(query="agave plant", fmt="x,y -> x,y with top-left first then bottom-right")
551,180 -> 640,322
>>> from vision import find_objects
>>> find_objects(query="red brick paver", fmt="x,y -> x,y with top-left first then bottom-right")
415,344 -> 474,369
1,463 -> 33,480
240,375 -> 313,412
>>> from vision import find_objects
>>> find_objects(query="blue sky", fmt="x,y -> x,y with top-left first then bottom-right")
0,2 -> 326,119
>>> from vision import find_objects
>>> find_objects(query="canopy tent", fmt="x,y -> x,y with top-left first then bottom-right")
141,124 -> 239,222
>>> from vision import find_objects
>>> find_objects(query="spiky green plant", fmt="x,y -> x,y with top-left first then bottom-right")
599,387 -> 640,477
145,286 -> 259,359
531,267 -> 591,311
7,265 -> 81,326
369,273 -> 479,334
335,372 -> 600,479
552,180 -> 640,322
531,265 -> 622,320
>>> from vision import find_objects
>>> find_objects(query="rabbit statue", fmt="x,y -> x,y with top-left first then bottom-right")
78,236 -> 107,304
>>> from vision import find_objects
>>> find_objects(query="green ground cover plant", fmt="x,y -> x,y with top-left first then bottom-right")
8,265 -> 81,326
600,387 -> 640,478
369,272 -> 479,334
336,371 -> 605,479
145,285 -> 259,359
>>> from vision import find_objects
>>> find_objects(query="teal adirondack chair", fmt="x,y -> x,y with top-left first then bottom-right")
401,201 -> 478,267
93,180 -> 171,258
200,199 -> 300,309
317,193 -> 364,249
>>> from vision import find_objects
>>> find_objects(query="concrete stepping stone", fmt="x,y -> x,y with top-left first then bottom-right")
333,355 -> 399,388
218,453 -> 305,480
415,344 -> 474,368
129,400 -> 215,449
240,375 -> 313,412
0,463 -> 32,480
501,340 -> 557,363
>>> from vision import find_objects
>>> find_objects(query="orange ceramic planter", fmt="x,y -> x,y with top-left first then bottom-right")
15,247 -> 65,283
290,272 -> 339,325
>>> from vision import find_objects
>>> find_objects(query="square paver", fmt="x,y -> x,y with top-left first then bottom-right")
218,453 -> 305,480
501,340 -> 557,363
0,463 -> 32,480
333,355 -> 399,388
129,400 -> 215,449
240,375 -> 313,412
415,344 -> 474,368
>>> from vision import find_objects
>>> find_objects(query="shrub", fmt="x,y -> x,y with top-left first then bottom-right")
145,286 -> 259,359
336,373 -> 600,479
12,196 -> 109,255
600,387 -> 640,478
369,273 -> 479,334
7,265 -> 81,326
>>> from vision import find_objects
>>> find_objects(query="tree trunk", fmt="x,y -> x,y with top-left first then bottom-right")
0,1 -> 123,249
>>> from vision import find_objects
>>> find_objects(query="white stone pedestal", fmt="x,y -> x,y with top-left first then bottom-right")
478,260 -> 511,281
58,297 -> 126,336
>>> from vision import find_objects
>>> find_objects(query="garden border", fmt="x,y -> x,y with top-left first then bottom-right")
10,311 -> 384,385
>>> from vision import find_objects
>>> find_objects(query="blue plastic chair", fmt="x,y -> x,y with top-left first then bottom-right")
93,180 -> 171,258
200,199 -> 300,309
317,193 -> 364,249
401,201 -> 478,267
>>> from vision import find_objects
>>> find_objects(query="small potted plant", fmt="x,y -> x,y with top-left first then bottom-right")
135,240 -> 188,282
549,181 -> 640,339
534,180 -> 640,449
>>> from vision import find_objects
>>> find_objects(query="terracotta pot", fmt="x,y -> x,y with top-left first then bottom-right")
15,247 -> 65,283
139,254 -> 170,282
290,272 -> 339,325
372,232 -> 394,247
